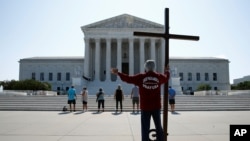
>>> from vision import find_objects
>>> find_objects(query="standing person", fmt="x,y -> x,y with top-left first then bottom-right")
131,85 -> 139,113
96,88 -> 105,112
114,84 -> 124,113
81,87 -> 88,112
111,60 -> 170,141
168,86 -> 176,113
68,86 -> 77,112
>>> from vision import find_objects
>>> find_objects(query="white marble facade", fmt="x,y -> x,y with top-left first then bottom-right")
19,14 -> 231,94
19,57 -> 84,94
81,14 -> 165,82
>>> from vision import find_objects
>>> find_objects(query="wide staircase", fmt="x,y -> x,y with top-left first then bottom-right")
0,94 -> 250,111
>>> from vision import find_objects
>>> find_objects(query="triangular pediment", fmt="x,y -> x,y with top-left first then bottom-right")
82,14 -> 163,29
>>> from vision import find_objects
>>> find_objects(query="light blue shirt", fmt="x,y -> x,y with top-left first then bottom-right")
168,88 -> 176,100
68,88 -> 76,100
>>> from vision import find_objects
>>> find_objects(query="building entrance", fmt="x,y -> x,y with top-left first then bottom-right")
122,63 -> 129,74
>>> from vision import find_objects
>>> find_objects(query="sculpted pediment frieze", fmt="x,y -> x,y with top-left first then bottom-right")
82,14 -> 163,29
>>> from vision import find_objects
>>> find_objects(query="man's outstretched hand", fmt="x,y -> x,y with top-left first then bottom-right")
111,68 -> 118,74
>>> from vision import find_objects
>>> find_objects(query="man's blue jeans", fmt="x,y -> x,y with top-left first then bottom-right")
141,110 -> 164,141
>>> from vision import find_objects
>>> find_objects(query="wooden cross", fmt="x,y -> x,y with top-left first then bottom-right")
134,8 -> 199,141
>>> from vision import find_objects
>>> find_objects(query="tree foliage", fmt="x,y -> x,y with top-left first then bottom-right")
0,79 -> 51,90
196,83 -> 211,91
231,81 -> 250,90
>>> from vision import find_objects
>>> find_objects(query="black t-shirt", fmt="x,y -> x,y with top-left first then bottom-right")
115,89 -> 123,101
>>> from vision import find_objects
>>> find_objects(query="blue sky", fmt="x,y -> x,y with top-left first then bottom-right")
0,0 -> 250,84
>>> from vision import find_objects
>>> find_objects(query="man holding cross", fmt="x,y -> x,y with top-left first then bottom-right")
111,60 -> 170,141
134,8 -> 199,141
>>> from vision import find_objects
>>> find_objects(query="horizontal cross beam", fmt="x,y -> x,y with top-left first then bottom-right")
134,32 -> 199,41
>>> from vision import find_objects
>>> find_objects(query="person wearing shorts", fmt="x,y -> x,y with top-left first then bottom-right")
131,85 -> 139,113
81,87 -> 88,112
68,86 -> 77,112
68,99 -> 76,105
168,86 -> 176,113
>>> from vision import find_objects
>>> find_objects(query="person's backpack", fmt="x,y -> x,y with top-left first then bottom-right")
62,106 -> 67,112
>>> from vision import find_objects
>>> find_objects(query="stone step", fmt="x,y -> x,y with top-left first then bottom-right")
0,95 -> 250,111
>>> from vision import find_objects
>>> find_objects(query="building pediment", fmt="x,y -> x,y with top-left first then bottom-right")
81,14 -> 163,29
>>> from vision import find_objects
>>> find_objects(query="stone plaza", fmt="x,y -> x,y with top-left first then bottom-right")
0,111 -> 250,141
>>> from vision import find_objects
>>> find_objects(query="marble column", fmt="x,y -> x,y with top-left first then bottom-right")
106,38 -> 111,81
84,37 -> 90,78
150,38 -> 156,61
129,38 -> 134,75
161,38 -> 165,72
95,38 -> 100,81
117,38 -> 122,72
139,38 -> 145,72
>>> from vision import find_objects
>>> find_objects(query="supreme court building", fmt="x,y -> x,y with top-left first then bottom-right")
19,14 -> 230,94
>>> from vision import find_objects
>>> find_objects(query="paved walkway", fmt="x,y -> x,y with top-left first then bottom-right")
0,111 -> 249,141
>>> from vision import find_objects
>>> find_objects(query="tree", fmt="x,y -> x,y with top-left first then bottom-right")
196,83 -> 211,91
1,79 -> 51,90
231,81 -> 250,90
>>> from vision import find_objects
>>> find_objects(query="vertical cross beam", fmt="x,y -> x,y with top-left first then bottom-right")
164,8 -> 170,141
134,8 -> 199,141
